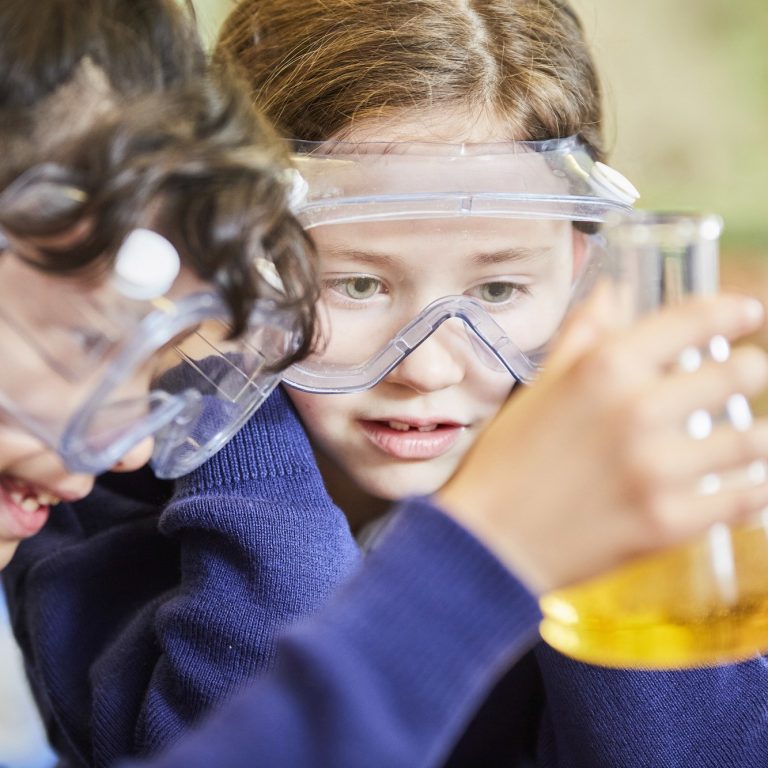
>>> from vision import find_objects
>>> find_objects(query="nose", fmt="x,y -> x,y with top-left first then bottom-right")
52,472 -> 96,501
110,436 -> 155,473
384,320 -> 468,393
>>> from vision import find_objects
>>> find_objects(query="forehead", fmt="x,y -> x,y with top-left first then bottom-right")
311,217 -> 574,254
338,105 -> 518,144
309,218 -> 576,287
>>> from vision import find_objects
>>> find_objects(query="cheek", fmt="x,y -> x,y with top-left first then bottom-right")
528,258 -> 578,346
465,368 -> 515,412
285,389 -> 348,441
0,424 -> 46,473
0,430 -> 95,500
548,277 -> 577,332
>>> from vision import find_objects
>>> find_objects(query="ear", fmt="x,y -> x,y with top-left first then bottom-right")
571,227 -> 588,279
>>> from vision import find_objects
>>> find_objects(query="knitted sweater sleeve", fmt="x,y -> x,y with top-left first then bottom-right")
534,642 -> 768,767
112,387 -> 362,761
119,499 -> 542,768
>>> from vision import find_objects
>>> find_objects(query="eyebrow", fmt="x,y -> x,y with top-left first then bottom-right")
321,245 -> 551,267
471,247 -> 552,265
320,247 -> 400,268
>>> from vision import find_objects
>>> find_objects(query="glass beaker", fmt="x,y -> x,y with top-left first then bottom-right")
539,211 -> 768,669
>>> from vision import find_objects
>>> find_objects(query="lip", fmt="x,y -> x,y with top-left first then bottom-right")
358,417 -> 466,460
0,478 -> 55,539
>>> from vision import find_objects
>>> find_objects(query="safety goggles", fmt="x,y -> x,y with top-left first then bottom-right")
283,136 -> 639,394
0,229 -> 300,478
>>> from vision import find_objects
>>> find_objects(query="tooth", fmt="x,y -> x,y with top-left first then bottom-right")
20,498 -> 41,513
417,425 -> 438,432
388,421 -> 411,431
38,494 -> 60,506
10,492 -> 23,504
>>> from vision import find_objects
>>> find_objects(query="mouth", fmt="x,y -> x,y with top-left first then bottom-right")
358,418 -> 466,460
0,477 -> 60,539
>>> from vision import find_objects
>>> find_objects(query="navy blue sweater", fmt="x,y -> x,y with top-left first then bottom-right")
5,388 -> 768,767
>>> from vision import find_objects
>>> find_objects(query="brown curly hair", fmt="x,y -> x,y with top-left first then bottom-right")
0,0 -> 318,364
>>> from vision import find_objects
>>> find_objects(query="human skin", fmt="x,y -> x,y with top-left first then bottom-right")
287,216 -> 579,506
0,227 -> 157,567
285,110 -> 585,526
438,288 -> 768,594
0,427 -> 151,568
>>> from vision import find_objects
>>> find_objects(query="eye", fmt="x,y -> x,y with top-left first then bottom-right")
468,282 -> 527,304
326,276 -> 384,301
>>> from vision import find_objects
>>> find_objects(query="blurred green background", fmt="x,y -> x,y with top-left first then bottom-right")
571,0 -> 768,257
194,0 -> 768,255
565,0 -> 768,374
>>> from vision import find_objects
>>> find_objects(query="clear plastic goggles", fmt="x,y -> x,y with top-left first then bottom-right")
0,230 -> 300,478
283,137 -> 638,394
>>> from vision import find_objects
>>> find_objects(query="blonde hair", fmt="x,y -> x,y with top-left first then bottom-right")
216,0 -> 604,158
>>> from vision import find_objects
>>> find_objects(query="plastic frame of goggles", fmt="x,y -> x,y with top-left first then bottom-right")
283,295 -> 538,394
287,135 -> 639,228
0,286 -> 299,478
281,135 -> 637,393
68,293 -> 299,477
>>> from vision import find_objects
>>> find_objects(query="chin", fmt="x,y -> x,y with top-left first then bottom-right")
358,469 -> 453,502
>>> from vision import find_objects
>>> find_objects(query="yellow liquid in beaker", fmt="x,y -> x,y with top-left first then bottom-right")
539,520 -> 768,668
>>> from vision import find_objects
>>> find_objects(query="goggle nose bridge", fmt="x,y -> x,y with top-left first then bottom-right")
395,304 -> 513,375
283,295 -> 539,394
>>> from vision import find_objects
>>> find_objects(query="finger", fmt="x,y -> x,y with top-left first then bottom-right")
631,418 -> 768,485
632,345 -> 768,428
602,293 -> 764,374
641,478 -> 768,549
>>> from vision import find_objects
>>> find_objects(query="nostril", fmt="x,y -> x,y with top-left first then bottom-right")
111,436 -> 155,473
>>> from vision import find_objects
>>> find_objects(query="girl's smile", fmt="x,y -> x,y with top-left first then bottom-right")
289,377 -> 506,502
0,476 -> 60,539
0,421 -> 152,557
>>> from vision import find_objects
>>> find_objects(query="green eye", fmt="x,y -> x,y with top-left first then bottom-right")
340,276 -> 381,300
474,282 -> 517,303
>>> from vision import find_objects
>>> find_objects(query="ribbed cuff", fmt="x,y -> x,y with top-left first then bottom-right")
173,386 -> 323,496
